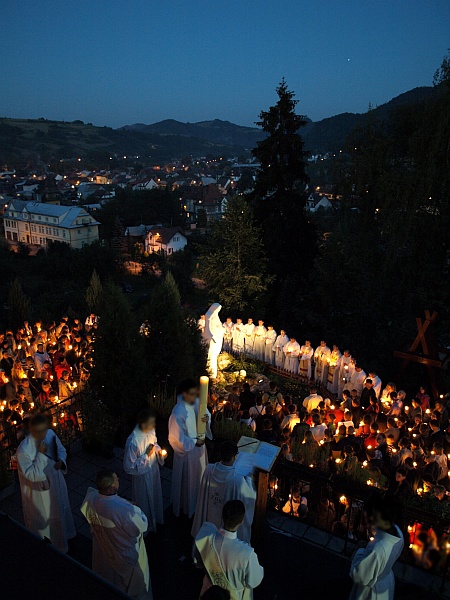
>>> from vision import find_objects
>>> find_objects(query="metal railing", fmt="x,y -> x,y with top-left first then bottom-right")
269,459 -> 450,587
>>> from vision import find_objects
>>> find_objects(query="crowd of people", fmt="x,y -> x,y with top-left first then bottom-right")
0,316 -> 97,447
3,313 -> 450,599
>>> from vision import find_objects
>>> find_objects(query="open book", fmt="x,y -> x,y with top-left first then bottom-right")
234,436 -> 281,476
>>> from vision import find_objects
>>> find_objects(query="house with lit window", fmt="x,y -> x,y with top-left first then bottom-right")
3,200 -> 100,249
145,226 -> 187,255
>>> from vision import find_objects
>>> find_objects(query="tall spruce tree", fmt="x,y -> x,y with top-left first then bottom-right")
8,278 -> 32,329
251,79 -> 315,285
199,196 -> 271,312
86,269 -> 103,314
145,273 -> 205,390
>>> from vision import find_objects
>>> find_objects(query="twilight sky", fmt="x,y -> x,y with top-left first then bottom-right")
1,0 -> 448,128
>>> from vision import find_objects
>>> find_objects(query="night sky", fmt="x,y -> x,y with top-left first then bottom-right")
1,0 -> 448,127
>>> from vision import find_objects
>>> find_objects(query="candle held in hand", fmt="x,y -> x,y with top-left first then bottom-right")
197,375 -> 209,440
161,449 -> 167,458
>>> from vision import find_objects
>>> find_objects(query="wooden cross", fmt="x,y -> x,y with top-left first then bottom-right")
394,310 -> 442,398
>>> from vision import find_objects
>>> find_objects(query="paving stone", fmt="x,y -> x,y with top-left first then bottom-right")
74,480 -> 94,497
78,522 -> 92,540
266,514 -> 286,530
71,513 -> 85,530
303,527 -> 331,546
65,472 -> 89,490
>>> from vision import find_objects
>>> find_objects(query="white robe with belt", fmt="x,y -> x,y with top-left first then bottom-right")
349,526 -> 404,600
168,396 -> 212,517
252,326 -> 267,361
283,342 -> 300,374
195,522 -> 264,600
16,429 -> 76,553
191,462 -> 256,544
81,488 -> 152,600
298,345 -> 314,379
273,334 -> 288,368
123,426 -> 164,532
232,324 -> 245,352
264,329 -> 277,364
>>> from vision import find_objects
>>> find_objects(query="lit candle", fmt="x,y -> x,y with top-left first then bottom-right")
161,449 -> 167,458
339,495 -> 346,503
366,479 -> 373,486
335,458 -> 341,464
197,375 -> 209,440
309,464 -> 314,468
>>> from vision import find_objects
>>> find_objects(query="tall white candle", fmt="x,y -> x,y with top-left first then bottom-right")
197,375 -> 209,439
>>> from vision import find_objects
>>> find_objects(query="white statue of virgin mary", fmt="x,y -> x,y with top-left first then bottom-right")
204,303 -> 224,379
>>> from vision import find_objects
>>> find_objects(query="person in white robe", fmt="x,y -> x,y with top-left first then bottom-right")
273,330 -> 289,368
349,496 -> 404,600
16,413 -> 76,554
338,351 -> 354,398
81,471 -> 152,600
123,407 -> 165,534
243,319 -> 255,356
264,326 -> 277,364
195,500 -> 264,600
313,341 -> 331,384
169,379 -> 212,518
204,303 -> 224,379
349,365 -> 367,396
192,441 -> 256,544
298,341 -> 314,379
223,318 -> 234,352
232,319 -> 245,354
368,371 -> 382,399
252,321 -> 267,361
327,345 -> 342,394
283,338 -> 301,374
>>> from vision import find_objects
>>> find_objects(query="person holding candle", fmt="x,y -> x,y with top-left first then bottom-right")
273,329 -> 288,368
349,495 -> 404,600
298,340 -> 314,379
283,337 -> 301,374
124,407 -> 165,534
169,378 -> 212,518
16,413 -> 76,553
81,470 -> 152,600
313,340 -> 331,384
232,319 -> 245,354
263,325 -> 277,364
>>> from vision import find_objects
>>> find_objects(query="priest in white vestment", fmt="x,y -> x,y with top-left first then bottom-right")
349,497 -> 404,600
16,413 -> 76,553
273,330 -> 289,368
232,319 -> 245,353
327,345 -> 342,394
368,372 -> 382,399
303,388 -> 324,413
123,407 -> 165,534
313,341 -> 331,384
298,341 -> 314,379
348,365 -> 367,396
195,500 -> 264,600
81,471 -> 152,600
283,338 -> 300,374
264,326 -> 277,364
252,321 -> 267,361
169,379 -> 212,518
338,351 -> 354,398
243,319 -> 255,356
192,441 -> 256,544
223,318 -> 234,351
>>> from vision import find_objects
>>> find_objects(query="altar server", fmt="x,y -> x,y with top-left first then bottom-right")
16,413 -> 75,553
169,379 -> 212,517
298,341 -> 314,379
273,330 -> 289,368
124,407 -> 165,533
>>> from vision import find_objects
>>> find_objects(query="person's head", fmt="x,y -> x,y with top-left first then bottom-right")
365,379 -> 373,388
328,413 -> 336,422
338,425 -> 346,436
350,389 -> 358,398
351,398 -> 360,407
344,410 -> 352,421
232,385 -> 238,394
312,413 -> 321,425
288,404 -> 296,415
386,434 -> 395,447
305,340 -> 311,347
289,337 -> 296,343
242,383 -> 250,392
433,485 -> 446,501
280,329 -> 286,336
342,390 -> 351,401
177,379 -> 198,405
398,390 -> 406,400
226,318 -> 232,324
376,432 -> 386,446
61,370 -> 70,380
365,495 -> 399,531
41,381 -> 51,392
96,470 -> 119,495
310,387 -> 317,395
220,441 -> 238,465
344,445 -> 354,457
429,419 -> 439,432
354,364 -> 362,373
387,418 -> 397,429
432,442 -> 443,455
398,437 -> 410,449
395,468 -> 407,483
236,318 -> 242,325
435,400 -> 445,412
369,422 -> 378,435
347,426 -> 355,436
419,386 -> 426,395
267,325 -> 274,331
222,499 -> 245,532
136,407 -> 156,433
258,320 -> 264,326
263,418 -> 272,431
29,413 -> 49,441
247,318 -> 253,325
268,381 -> 277,392
37,343 -> 44,352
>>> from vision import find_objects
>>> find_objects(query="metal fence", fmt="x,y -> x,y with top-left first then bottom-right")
269,459 -> 450,589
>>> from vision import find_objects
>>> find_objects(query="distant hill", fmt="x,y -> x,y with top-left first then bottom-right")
120,118 -> 267,149
0,86 -> 436,164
